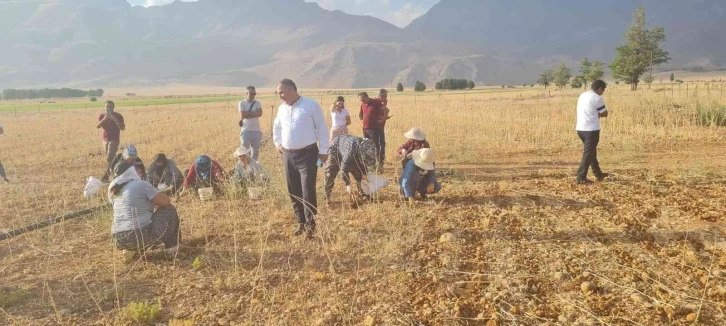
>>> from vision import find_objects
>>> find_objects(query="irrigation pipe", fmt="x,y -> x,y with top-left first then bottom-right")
0,204 -> 110,242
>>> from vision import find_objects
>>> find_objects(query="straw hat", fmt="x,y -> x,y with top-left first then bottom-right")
233,147 -> 251,157
412,148 -> 435,171
404,127 -> 426,141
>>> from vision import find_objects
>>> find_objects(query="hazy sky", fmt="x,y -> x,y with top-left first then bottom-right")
125,0 -> 438,27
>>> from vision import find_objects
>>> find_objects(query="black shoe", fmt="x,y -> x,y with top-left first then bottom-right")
596,173 -> 609,182
576,178 -> 594,185
293,223 -> 305,236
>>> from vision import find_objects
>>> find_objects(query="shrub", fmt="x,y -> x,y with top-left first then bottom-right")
0,288 -> 28,308
696,102 -> 726,127
90,97 -> 97,102
192,256 -> 204,270
127,299 -> 162,324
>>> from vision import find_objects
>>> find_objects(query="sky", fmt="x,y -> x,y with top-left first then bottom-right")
125,0 -> 438,28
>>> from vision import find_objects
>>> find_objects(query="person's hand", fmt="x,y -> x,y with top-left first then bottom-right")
406,153 -> 413,159
346,185 -> 353,194
276,144 -> 284,154
318,154 -> 328,163
426,184 -> 435,193
407,198 -> 415,207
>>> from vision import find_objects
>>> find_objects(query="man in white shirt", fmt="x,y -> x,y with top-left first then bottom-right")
239,86 -> 263,161
575,80 -> 609,185
273,79 -> 329,237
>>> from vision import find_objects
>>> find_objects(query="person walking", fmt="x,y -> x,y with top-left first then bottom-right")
329,96 -> 351,142
273,79 -> 329,237
358,92 -> 386,173
239,86 -> 263,161
575,80 -> 609,185
97,101 -> 125,182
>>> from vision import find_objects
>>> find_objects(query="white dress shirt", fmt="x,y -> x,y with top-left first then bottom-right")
273,96 -> 329,154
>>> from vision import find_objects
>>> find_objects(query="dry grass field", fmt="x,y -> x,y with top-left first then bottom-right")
1,83 -> 726,325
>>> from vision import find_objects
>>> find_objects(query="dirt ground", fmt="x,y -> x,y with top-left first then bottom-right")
1,88 -> 726,325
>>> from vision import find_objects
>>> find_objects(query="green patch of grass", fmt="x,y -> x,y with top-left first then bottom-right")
127,299 -> 162,324
0,287 -> 28,308
696,102 -> 726,127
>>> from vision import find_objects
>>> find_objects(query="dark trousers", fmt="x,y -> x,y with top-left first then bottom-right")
324,158 -> 365,199
283,145 -> 319,225
363,128 -> 385,169
577,130 -> 603,180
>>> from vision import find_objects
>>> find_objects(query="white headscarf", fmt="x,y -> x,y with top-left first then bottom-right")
107,166 -> 141,202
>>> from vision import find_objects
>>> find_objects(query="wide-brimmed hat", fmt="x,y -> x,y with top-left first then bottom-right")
233,147 -> 251,158
404,127 -> 426,141
412,148 -> 435,171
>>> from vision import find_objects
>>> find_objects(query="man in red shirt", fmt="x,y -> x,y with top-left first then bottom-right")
97,101 -> 125,182
359,92 -> 386,172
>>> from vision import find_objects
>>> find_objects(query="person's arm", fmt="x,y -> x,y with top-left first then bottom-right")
312,101 -> 330,160
599,111 -> 608,118
247,102 -> 263,118
183,164 -> 197,189
115,114 -> 125,131
595,97 -> 608,118
358,106 -> 364,121
345,113 -> 352,126
238,101 -> 246,120
0,126 -> 4,135
212,161 -> 225,182
96,114 -> 108,128
273,107 -> 283,153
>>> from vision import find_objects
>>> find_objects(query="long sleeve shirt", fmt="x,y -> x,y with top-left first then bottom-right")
400,159 -> 438,198
147,159 -> 184,188
273,96 -> 329,155
360,99 -> 385,129
233,158 -> 269,185
397,139 -> 431,156
183,160 -> 225,189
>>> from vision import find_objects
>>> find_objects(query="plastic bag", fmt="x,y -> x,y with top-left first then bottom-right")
157,183 -> 171,192
83,176 -> 102,198
361,173 -> 388,195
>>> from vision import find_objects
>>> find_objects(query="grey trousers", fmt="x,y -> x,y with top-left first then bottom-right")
241,131 -> 263,161
103,140 -> 119,179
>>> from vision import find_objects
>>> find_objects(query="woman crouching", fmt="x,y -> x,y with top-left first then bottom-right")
110,161 -> 181,256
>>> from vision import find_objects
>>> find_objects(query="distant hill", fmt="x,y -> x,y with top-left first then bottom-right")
0,0 -> 724,89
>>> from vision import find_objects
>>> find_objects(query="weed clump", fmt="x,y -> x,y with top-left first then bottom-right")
0,287 -> 28,308
696,102 -> 726,127
127,299 -> 162,324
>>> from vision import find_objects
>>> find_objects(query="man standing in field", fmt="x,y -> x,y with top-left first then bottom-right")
273,79 -> 329,238
239,86 -> 263,161
97,100 -> 125,182
359,92 -> 386,172
575,80 -> 609,185
376,89 -> 391,169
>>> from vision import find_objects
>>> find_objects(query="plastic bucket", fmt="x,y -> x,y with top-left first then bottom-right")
198,187 -> 215,201
248,187 -> 263,200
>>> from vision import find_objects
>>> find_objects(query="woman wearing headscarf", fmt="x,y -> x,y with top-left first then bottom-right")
182,155 -> 226,194
399,148 -> 441,207
146,153 -> 184,193
109,144 -> 146,180
329,96 -> 351,142
110,161 -> 180,255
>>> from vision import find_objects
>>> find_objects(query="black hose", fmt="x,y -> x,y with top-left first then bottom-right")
0,204 -> 110,242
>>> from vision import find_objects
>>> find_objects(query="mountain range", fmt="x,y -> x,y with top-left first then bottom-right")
1,0 -> 724,89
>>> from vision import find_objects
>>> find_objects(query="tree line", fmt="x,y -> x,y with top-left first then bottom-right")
435,79 -> 475,90
1,88 -> 104,100
537,7 -> 670,91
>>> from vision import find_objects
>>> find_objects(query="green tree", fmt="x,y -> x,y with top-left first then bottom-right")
414,81 -> 426,92
537,70 -> 555,89
467,80 -> 475,89
396,83 -> 404,92
588,61 -> 605,84
643,74 -> 655,86
609,7 -> 670,91
570,78 -> 583,89
669,73 -> 675,82
578,58 -> 592,89
554,63 -> 572,89
435,81 -> 442,90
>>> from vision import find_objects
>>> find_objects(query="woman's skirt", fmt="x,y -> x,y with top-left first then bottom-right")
330,126 -> 349,142
113,206 -> 181,251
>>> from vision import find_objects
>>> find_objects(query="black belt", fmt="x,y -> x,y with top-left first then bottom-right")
283,144 -> 317,153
